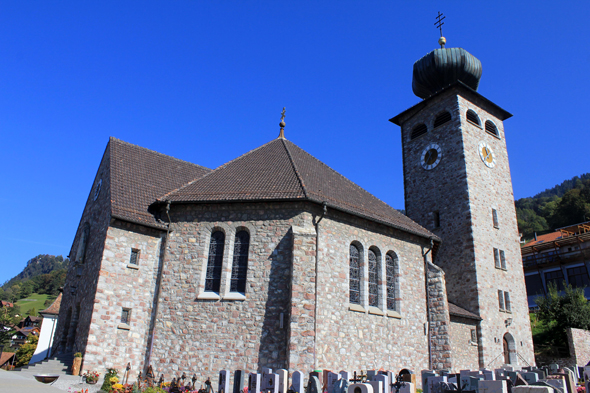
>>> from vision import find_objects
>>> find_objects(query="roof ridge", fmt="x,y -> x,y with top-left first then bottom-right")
109,137 -> 211,172
159,138 -> 282,201
281,139 -> 308,199
283,139 -> 400,213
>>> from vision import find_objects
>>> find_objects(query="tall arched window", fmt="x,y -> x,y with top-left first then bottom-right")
230,230 -> 250,293
386,252 -> 399,311
368,248 -> 381,307
205,231 -> 225,292
349,244 -> 361,305
76,223 -> 90,264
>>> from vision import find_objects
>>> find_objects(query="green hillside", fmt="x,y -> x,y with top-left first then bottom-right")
516,173 -> 590,241
15,293 -> 57,316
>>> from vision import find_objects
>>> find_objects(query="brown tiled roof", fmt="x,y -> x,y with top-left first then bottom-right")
0,301 -> 13,308
522,231 -> 562,247
109,138 -> 211,228
40,293 -> 62,316
161,138 -> 437,240
448,302 -> 481,320
0,352 -> 15,367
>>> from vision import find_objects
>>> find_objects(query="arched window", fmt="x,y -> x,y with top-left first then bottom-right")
368,248 -> 380,308
76,223 -> 90,264
466,109 -> 481,126
433,111 -> 452,128
386,252 -> 399,311
230,230 -> 250,293
411,123 -> 427,140
205,231 -> 225,292
349,244 -> 361,305
485,120 -> 499,137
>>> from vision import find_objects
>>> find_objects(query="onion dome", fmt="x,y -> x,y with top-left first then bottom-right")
412,47 -> 482,99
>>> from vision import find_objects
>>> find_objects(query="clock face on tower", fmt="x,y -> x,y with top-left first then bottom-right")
478,141 -> 496,168
420,143 -> 442,170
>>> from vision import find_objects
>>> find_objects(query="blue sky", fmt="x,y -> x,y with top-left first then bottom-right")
1,2 -> 589,283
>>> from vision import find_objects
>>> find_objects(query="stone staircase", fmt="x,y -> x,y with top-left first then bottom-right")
14,352 -> 74,375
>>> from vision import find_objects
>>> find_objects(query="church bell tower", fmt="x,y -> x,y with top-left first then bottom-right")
390,33 -> 535,368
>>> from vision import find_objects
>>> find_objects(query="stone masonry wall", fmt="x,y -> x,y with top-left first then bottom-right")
427,262 -> 452,370
568,327 -> 590,366
397,87 -> 535,369
449,316 -> 480,371
53,143 -> 112,361
288,225 -> 317,372
149,202 -> 309,378
457,94 -> 535,368
83,220 -> 163,378
315,207 -> 431,373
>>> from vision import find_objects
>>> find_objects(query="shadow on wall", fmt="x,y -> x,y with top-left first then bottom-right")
257,230 -> 293,371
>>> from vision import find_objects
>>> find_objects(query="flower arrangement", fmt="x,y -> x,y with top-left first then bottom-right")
83,370 -> 100,384
100,368 -> 120,392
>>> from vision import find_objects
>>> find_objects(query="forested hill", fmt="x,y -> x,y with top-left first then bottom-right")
516,173 -> 590,241
0,255 -> 69,302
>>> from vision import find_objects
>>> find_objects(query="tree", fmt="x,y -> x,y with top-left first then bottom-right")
26,307 -> 37,317
535,282 -> 590,350
14,334 -> 38,367
0,306 -> 20,350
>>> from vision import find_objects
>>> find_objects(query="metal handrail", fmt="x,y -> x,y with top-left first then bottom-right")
517,352 -> 531,367
486,352 -> 504,368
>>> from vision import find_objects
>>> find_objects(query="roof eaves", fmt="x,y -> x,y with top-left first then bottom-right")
390,81 -> 512,126
111,214 -> 168,231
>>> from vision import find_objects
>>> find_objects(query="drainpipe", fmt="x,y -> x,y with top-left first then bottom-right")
313,202 -> 327,370
423,238 -> 434,370
145,201 -> 171,371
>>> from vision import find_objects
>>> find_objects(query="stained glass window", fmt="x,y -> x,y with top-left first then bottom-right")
349,244 -> 361,305
205,231 -> 225,292
368,249 -> 380,307
230,231 -> 250,293
386,253 -> 397,311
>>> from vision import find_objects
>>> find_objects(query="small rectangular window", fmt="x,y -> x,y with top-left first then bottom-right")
494,248 -> 501,269
498,289 -> 505,310
470,329 -> 477,343
121,308 -> 131,325
433,211 -> 440,229
500,250 -> 506,270
492,209 -> 499,228
129,249 -> 139,265
504,291 -> 511,312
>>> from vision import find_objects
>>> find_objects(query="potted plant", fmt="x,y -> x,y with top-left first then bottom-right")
83,370 -> 100,384
71,352 -> 83,376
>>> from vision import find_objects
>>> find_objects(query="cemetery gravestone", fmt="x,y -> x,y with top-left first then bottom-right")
552,373 -> 574,393
428,376 -> 448,393
402,374 -> 417,393
479,380 -> 508,393
522,374 -> 539,384
262,369 -> 273,391
544,377 -> 565,393
277,370 -> 289,393
422,372 -> 437,393
292,372 -> 304,393
373,375 -> 388,393
327,372 -> 341,393
513,387 -> 555,393
348,384 -> 374,393
531,382 -> 562,393
219,370 -> 230,393
399,383 -> 414,393
249,373 -> 262,393
233,370 -> 245,393
332,377 -> 349,393
368,380 -> 383,393
307,376 -> 322,393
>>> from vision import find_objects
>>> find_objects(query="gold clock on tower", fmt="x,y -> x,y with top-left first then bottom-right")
421,143 -> 442,170
478,141 -> 496,168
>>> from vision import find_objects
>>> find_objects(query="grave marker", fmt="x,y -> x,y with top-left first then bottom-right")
249,373 -> 262,393
292,371 -> 304,393
327,372 -> 342,393
219,370 -> 230,393
348,384 -> 374,393
479,380 -> 508,393
277,370 -> 289,393
233,370 -> 245,393
427,375 -> 447,393
307,376 -> 322,393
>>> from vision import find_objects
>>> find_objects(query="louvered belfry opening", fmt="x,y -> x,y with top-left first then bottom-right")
466,109 -> 481,126
485,120 -> 499,136
434,111 -> 452,128
411,123 -> 427,140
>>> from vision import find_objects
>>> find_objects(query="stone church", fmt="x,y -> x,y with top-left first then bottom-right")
52,40 -> 535,378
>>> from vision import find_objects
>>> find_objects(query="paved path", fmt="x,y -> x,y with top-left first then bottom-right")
0,369 -> 105,393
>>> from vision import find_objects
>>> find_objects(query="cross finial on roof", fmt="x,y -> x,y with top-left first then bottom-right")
278,107 -> 286,139
435,11 -> 446,48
